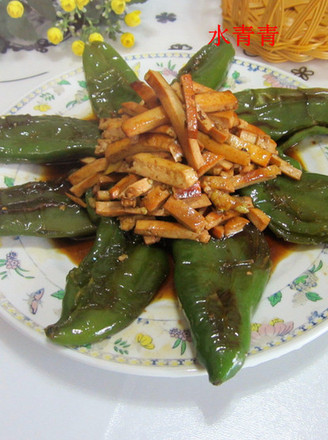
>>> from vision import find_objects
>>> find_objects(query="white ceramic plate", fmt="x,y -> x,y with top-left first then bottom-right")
1,52 -> 328,378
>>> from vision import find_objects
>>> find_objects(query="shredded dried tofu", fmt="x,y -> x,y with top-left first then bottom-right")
68,71 -> 302,243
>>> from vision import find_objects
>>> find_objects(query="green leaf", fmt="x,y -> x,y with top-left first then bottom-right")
172,338 -> 181,349
66,100 -> 78,109
181,340 -> 187,355
306,292 -> 323,302
268,291 -> 282,307
15,266 -> 30,273
15,268 -> 34,279
26,0 -> 57,22
294,275 -> 308,285
58,80 -> 71,86
232,71 -> 240,80
168,60 -> 176,70
4,176 -> 15,187
51,289 -> 65,300
40,92 -> 55,101
78,80 -> 87,89
311,260 -> 323,273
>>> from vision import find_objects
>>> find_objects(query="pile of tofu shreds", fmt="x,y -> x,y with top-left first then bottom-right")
67,70 -> 302,244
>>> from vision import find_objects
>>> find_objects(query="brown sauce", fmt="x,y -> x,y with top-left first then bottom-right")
154,260 -> 176,301
55,232 -> 295,268
42,149 -> 297,301
50,231 -> 296,302
41,161 -> 94,264
40,163 -> 76,182
265,231 -> 297,271
52,237 -> 94,265
286,146 -> 307,170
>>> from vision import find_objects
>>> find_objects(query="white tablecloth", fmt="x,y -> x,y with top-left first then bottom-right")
1,2 -> 328,439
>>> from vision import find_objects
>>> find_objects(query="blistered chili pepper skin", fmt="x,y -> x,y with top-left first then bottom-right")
0,115 -> 100,163
83,41 -> 141,117
241,172 -> 328,245
278,126 -> 328,153
45,219 -> 169,346
172,225 -> 271,385
235,88 -> 328,245
175,39 -> 235,89
0,180 -> 96,238
235,88 -> 328,141
58,218 -> 127,322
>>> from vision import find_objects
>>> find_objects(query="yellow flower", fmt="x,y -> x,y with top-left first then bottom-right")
60,0 -> 76,12
6,1 -> 24,18
251,323 -> 261,332
124,10 -> 141,27
33,104 -> 51,112
47,27 -> 64,45
76,0 -> 89,9
269,318 -> 284,326
111,0 -> 126,15
121,32 -> 135,48
72,40 -> 85,56
136,333 -> 154,350
88,32 -> 104,43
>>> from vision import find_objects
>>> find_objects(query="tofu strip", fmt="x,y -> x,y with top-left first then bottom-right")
145,70 -> 204,170
68,69 -> 302,242
127,153 -> 198,189
135,219 -> 210,242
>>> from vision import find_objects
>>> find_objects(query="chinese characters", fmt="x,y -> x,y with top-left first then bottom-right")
209,24 -> 279,47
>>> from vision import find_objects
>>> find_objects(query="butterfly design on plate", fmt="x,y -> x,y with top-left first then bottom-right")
27,288 -> 45,315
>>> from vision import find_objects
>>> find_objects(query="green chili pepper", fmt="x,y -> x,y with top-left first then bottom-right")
83,41 -> 141,118
175,39 -> 235,89
58,218 -> 127,322
241,172 -> 328,245
83,39 -> 235,119
0,115 -> 100,163
235,88 -> 328,141
235,88 -> 328,244
0,180 -> 96,238
84,188 -> 100,225
45,218 -> 169,346
278,125 -> 328,153
172,225 -> 272,385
